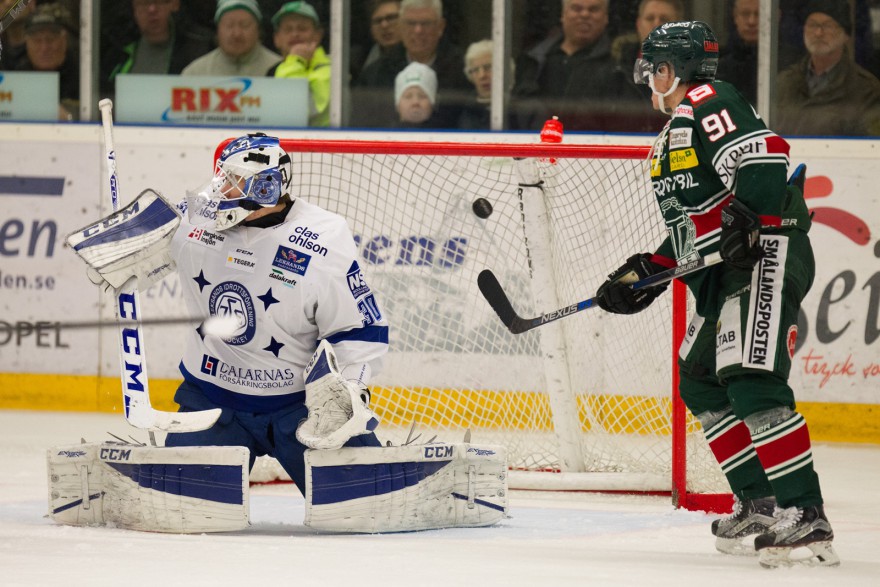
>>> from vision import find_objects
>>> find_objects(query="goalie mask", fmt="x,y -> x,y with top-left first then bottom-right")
187,133 -> 292,231
634,21 -> 719,112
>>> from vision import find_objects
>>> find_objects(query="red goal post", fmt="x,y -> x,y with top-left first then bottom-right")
215,138 -> 733,513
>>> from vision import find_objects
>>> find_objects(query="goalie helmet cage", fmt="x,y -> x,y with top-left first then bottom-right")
215,138 -> 733,513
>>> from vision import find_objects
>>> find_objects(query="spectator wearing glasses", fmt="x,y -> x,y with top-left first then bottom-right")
352,0 -> 469,128
182,0 -> 281,76
361,0 -> 402,72
775,0 -> 880,136
456,39 -> 516,130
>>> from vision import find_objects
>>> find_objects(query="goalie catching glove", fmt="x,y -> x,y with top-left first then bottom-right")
297,340 -> 379,450
596,253 -> 669,315
719,198 -> 764,271
65,190 -> 179,291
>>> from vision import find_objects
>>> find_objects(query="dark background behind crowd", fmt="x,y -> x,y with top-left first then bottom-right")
2,0 -> 880,135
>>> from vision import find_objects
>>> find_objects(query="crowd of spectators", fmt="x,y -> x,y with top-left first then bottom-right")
3,0 -> 880,135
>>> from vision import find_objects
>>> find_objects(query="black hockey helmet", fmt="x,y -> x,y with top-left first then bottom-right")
634,21 -> 719,85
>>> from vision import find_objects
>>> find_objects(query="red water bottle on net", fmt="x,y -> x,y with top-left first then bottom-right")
540,116 -> 564,164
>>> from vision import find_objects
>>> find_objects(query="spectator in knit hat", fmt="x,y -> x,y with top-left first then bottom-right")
393,61 -> 439,127
14,2 -> 79,121
267,1 -> 331,127
352,0 -> 469,128
182,0 -> 280,76
775,0 -> 880,136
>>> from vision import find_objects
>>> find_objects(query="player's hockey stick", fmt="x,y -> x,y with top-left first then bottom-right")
98,99 -> 220,433
478,252 -> 722,334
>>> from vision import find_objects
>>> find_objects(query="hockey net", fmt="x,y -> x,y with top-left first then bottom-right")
219,139 -> 731,511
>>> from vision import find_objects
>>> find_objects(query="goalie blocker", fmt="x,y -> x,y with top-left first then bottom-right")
47,442 -> 249,533
305,442 -> 509,533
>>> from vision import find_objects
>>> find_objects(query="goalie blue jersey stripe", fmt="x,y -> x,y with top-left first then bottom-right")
325,325 -> 389,346
311,461 -> 451,505
104,462 -> 245,505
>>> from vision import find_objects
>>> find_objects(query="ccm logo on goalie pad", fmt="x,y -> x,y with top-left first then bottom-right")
424,445 -> 454,458
100,447 -> 132,461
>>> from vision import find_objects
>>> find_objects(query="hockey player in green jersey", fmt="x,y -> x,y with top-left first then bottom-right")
595,21 -> 839,568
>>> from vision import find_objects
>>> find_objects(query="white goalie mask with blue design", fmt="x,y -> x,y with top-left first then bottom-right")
186,133 -> 292,231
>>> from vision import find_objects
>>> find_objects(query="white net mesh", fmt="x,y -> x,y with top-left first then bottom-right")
244,140 -> 727,496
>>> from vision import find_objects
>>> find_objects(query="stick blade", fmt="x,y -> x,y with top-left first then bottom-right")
127,405 -> 222,433
477,270 -> 529,334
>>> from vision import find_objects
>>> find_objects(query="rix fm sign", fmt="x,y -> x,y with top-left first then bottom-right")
162,78 -> 261,123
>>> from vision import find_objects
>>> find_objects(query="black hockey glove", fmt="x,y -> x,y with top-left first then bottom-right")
596,253 -> 668,315
719,199 -> 764,271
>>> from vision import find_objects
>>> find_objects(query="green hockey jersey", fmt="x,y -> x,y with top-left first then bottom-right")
647,80 -> 793,301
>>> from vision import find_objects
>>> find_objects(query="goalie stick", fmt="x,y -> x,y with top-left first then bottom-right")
0,0 -> 27,32
478,252 -> 722,334
98,99 -> 220,433
0,0 -> 28,58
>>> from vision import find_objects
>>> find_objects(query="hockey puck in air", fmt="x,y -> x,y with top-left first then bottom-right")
472,198 -> 493,219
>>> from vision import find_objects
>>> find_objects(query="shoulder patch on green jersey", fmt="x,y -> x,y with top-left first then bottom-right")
672,104 -> 694,120
669,148 -> 699,171
685,83 -> 718,105
669,128 -> 693,148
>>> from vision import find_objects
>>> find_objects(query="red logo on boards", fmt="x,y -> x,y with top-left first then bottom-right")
171,88 -> 262,113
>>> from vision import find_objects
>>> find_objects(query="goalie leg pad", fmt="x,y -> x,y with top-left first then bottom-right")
47,442 -> 249,533
304,443 -> 508,533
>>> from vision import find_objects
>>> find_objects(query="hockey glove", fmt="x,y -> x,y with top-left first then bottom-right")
719,199 -> 764,271
596,253 -> 668,315
297,340 -> 379,450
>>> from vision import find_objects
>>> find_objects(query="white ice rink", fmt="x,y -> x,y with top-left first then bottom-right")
1,410 -> 878,587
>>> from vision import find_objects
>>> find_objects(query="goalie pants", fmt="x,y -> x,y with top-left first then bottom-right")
677,231 -> 823,508
165,381 -> 381,489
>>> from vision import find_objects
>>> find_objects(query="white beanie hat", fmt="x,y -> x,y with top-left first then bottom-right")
394,62 -> 438,106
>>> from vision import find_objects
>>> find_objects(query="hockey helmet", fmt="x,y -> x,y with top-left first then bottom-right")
211,133 -> 292,230
634,21 -> 719,86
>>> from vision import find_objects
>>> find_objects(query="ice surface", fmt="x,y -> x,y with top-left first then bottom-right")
1,410 -> 878,586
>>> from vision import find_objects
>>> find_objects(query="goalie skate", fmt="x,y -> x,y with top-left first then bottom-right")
755,505 -> 840,568
711,496 -> 776,556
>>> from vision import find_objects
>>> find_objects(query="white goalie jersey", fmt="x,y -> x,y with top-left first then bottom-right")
170,197 -> 389,411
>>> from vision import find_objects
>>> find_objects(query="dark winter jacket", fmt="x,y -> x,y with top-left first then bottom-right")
775,48 -> 880,137
103,19 -> 213,95
511,31 -> 661,133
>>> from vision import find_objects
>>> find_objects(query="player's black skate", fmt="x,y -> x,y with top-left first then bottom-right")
711,496 -> 776,555
755,505 -> 840,568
